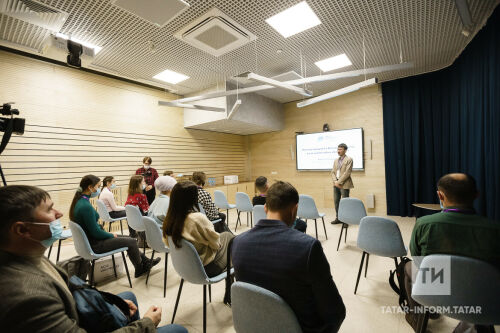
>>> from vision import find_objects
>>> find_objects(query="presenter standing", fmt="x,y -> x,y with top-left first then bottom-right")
136,156 -> 159,205
331,143 -> 354,224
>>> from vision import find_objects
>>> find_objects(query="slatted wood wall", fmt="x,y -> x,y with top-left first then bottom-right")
0,50 -> 248,223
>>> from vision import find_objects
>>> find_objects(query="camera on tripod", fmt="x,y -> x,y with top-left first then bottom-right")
0,103 -> 25,135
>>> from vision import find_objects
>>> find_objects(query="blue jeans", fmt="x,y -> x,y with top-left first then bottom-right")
117,292 -> 187,333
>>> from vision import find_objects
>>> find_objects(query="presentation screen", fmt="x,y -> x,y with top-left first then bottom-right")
296,128 -> 364,171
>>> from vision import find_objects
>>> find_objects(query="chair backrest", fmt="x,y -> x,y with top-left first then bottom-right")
198,203 -> 207,215
167,236 -> 209,284
96,199 -> 112,222
68,221 -> 95,260
357,216 -> 407,257
338,198 -> 367,224
253,205 -> 266,223
125,205 -> 145,232
214,190 -> 230,209
235,192 -> 253,212
231,281 -> 302,333
412,255 -> 500,325
297,194 -> 320,219
142,216 -> 169,253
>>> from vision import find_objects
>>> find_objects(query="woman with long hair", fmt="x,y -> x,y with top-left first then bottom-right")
163,181 -> 234,277
70,175 -> 160,277
125,175 -> 149,244
98,176 -> 126,219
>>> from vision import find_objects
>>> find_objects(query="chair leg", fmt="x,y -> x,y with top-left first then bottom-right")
364,253 -> 369,277
112,254 -> 117,278
163,253 -> 168,298
203,284 -> 207,333
337,224 -> 345,251
416,310 -> 429,333
120,220 -> 124,235
171,279 -> 184,323
321,217 -> 328,239
90,259 -> 96,287
314,219 -> 318,239
235,211 -> 241,232
122,252 -> 132,288
344,224 -> 348,243
226,209 -> 229,226
394,257 -> 399,269
108,221 -> 112,232
251,212 -> 253,227
208,284 -> 212,302
145,250 -> 155,285
354,251 -> 366,294
56,239 -> 62,262
246,212 -> 249,226
47,243 -> 53,259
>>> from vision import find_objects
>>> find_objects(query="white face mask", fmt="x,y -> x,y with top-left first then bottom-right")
143,164 -> 150,169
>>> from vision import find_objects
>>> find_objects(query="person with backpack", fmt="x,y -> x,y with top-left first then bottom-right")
0,185 -> 187,333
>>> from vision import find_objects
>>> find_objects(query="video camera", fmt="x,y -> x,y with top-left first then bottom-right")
0,103 -> 25,135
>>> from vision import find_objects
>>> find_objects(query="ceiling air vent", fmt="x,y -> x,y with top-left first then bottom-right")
0,0 -> 68,31
112,0 -> 189,28
174,8 -> 257,57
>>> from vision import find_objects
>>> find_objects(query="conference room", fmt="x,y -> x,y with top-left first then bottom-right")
0,0 -> 499,332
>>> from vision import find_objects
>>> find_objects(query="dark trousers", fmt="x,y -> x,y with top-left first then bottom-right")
144,188 -> 156,205
109,210 -> 126,219
212,212 -> 229,233
91,235 -> 144,270
292,218 -> 307,233
334,187 -> 350,218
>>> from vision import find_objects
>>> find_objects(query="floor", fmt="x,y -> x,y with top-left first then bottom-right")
52,209 -> 467,333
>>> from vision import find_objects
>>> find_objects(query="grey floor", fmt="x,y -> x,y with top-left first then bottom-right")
52,209 -> 468,333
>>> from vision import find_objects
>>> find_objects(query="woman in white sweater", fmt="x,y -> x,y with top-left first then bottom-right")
163,181 -> 234,277
99,176 -> 126,219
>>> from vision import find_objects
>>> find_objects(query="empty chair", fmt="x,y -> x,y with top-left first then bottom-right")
125,205 -> 147,253
412,255 -> 500,333
47,229 -> 72,263
337,198 -> 367,251
198,203 -> 222,225
253,205 -> 266,224
354,216 -> 407,294
168,236 -> 233,333
96,199 -> 126,234
142,217 -> 169,297
297,194 -> 327,240
68,221 -> 132,288
213,190 -> 236,224
235,192 -> 254,231
231,281 -> 302,333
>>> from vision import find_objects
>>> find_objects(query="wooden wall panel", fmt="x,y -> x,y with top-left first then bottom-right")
249,85 -> 386,214
0,51 -> 249,224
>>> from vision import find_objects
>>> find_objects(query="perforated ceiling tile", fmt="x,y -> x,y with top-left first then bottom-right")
0,0 -> 498,100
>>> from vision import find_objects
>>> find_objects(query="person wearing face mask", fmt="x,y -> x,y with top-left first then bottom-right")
0,185 -> 187,332
136,157 -> 159,205
148,176 -> 177,226
125,175 -> 150,247
99,176 -> 126,219
231,181 -> 346,333
70,175 -> 160,278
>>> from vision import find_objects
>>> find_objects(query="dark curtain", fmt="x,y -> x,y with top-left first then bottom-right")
382,6 -> 500,221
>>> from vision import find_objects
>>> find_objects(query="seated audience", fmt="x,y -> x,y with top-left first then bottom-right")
163,181 -> 234,277
232,181 -> 345,333
252,176 -> 307,233
148,176 -> 177,226
163,170 -> 174,177
99,176 -> 126,219
0,185 -> 186,332
125,175 -> 150,242
71,175 -> 159,278
192,171 -> 229,233
405,173 -> 500,332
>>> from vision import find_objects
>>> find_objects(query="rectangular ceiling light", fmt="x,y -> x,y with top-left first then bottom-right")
315,54 -> 352,72
56,33 -> 103,54
153,69 -> 189,84
265,1 -> 321,38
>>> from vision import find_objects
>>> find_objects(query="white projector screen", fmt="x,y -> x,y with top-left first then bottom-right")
296,128 -> 364,171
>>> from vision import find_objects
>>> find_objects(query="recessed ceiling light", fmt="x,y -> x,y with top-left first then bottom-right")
265,1 -> 321,38
56,33 -> 103,54
153,69 -> 189,84
315,54 -> 352,72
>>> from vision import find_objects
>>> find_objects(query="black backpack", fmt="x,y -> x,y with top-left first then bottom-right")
389,256 -> 412,311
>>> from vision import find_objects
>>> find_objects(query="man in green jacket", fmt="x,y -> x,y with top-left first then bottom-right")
0,185 -> 187,333
405,173 -> 500,332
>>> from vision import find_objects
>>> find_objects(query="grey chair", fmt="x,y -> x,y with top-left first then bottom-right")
214,190 -> 236,225
96,199 -> 125,234
125,205 -> 147,253
198,203 -> 222,224
337,197 -> 367,251
68,221 -> 132,288
297,194 -> 327,240
142,217 -> 169,297
354,216 -> 407,294
253,204 -> 266,224
412,255 -> 500,333
235,192 -> 254,231
231,281 -> 302,333
168,236 -> 234,333
47,228 -> 72,263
